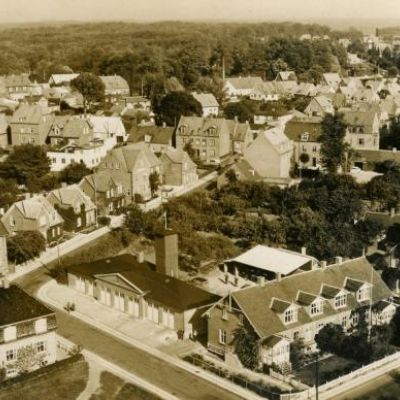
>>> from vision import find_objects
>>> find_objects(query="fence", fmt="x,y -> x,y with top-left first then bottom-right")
184,353 -> 293,400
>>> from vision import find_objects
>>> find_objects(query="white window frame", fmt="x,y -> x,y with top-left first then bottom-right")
218,329 -> 227,345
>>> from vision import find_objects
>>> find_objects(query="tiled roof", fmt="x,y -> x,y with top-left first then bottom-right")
226,76 -> 264,90
49,74 -> 79,85
67,254 -> 220,311
128,125 -> 174,145
191,92 -> 219,108
284,117 -> 322,142
47,185 -> 96,211
80,171 -> 123,193
100,75 -> 129,91
0,285 -> 54,327
161,148 -> 195,166
177,116 -> 228,137
232,257 -> 392,339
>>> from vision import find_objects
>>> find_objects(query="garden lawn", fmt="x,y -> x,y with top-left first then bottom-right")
294,355 -> 361,386
90,371 -> 162,400
0,359 -> 88,400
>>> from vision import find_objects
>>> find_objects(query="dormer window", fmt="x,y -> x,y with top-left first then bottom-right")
357,286 -> 371,302
334,293 -> 347,309
310,300 -> 323,315
208,127 -> 216,136
301,133 -> 309,142
284,308 -> 296,324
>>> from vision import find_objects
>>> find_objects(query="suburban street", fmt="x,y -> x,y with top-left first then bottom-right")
16,267 -> 245,400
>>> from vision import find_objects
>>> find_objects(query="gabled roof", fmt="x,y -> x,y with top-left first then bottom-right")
128,125 -> 174,146
345,277 -> 368,292
320,284 -> 342,299
67,254 -> 220,312
225,76 -> 264,90
49,117 -> 93,138
191,92 -> 219,108
0,285 -> 54,327
284,116 -> 322,142
87,116 -> 125,136
80,171 -> 123,193
231,257 -> 391,339
100,75 -> 129,92
296,291 -> 318,306
226,120 -> 251,141
49,74 -> 79,85
342,109 -> 378,129
270,298 -> 292,313
276,71 -> 297,81
47,185 -> 96,211
323,73 -> 342,87
161,147 -> 195,166
177,116 -> 228,137
3,74 -> 32,88
11,104 -> 48,124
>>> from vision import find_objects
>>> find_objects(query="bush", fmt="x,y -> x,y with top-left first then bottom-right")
98,216 -> 111,226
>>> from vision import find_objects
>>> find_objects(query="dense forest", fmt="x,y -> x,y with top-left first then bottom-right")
0,21 -> 359,97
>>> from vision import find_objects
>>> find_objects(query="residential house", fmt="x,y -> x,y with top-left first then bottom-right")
67,232 -> 220,339
87,115 -> 127,143
243,126 -> 293,182
97,142 -> 161,201
205,257 -> 395,369
249,82 -> 280,102
275,71 -> 297,82
0,74 -> 33,100
128,125 -> 174,154
47,185 -> 96,232
100,75 -> 130,102
0,114 -> 10,148
226,119 -> 253,154
342,109 -> 380,150
284,116 -> 322,169
10,104 -> 54,146
159,147 -> 198,187
175,116 -> 231,163
191,92 -> 219,117
304,96 -> 334,118
322,73 -> 342,90
48,116 -> 94,148
79,172 -> 126,216
48,74 -> 79,87
352,148 -> 400,171
1,195 -> 63,243
0,283 -> 57,379
223,77 -> 264,98
217,159 -> 262,188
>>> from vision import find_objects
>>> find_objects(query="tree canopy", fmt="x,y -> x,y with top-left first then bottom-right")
7,231 -> 46,264
71,72 -> 105,114
155,92 -> 202,126
60,162 -> 92,185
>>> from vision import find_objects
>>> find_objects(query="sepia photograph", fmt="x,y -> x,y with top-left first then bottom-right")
1,0 -> 400,399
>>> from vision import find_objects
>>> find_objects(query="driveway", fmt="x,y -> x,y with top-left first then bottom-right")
16,268 -> 246,400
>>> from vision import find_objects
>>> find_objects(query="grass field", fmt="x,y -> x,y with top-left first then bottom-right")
0,359 -> 88,400
89,371 -> 162,400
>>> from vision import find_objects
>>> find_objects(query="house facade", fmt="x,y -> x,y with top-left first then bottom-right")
243,126 -> 293,181
175,116 -> 231,163
0,283 -> 57,379
159,147 -> 198,187
191,92 -> 219,117
128,125 -> 174,154
206,257 -> 395,371
10,104 -> 54,146
223,77 -> 264,98
1,195 -> 64,243
47,185 -> 97,232
96,142 -> 161,201
79,172 -> 126,216
304,96 -> 334,118
100,75 -> 130,102
284,116 -> 323,169
67,233 -> 219,339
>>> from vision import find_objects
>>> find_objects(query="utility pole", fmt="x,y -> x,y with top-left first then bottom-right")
315,353 -> 319,400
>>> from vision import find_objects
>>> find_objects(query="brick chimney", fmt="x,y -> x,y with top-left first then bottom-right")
155,229 -> 179,277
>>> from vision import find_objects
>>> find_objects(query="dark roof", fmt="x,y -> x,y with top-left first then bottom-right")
355,149 -> 400,165
128,126 -> 174,146
284,117 -> 322,142
68,254 -> 220,312
0,285 -> 54,327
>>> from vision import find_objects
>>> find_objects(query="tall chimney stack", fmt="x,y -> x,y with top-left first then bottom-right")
155,229 -> 179,277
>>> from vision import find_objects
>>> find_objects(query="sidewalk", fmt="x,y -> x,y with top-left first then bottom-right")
39,280 -> 265,400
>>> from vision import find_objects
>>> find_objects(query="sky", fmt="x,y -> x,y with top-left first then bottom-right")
1,0 -> 400,24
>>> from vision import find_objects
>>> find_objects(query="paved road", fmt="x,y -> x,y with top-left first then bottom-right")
16,268 -> 245,400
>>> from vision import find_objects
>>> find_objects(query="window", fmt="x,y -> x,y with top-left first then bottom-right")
61,158 -> 66,164
6,349 -> 16,361
218,329 -> 227,345
357,287 -> 371,302
222,308 -> 228,320
312,146 -> 318,153
341,315 -> 348,328
284,309 -> 296,324
334,294 -> 347,309
36,341 -> 46,352
301,133 -> 309,142
358,138 -> 365,146
293,331 -> 300,340
35,318 -> 47,334
310,301 -> 322,315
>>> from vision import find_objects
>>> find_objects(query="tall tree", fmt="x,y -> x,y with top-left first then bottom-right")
0,145 -> 50,185
71,72 -> 105,115
60,162 -> 92,184
320,113 -> 348,174
155,92 -> 202,127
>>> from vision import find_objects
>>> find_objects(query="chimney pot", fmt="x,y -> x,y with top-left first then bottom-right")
257,276 -> 265,287
335,256 -> 343,264
320,260 -> 327,269
301,246 -> 307,255
276,272 -> 282,282
137,251 -> 144,263
391,258 -> 397,268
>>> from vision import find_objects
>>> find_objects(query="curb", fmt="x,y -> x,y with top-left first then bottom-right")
38,281 -> 263,400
